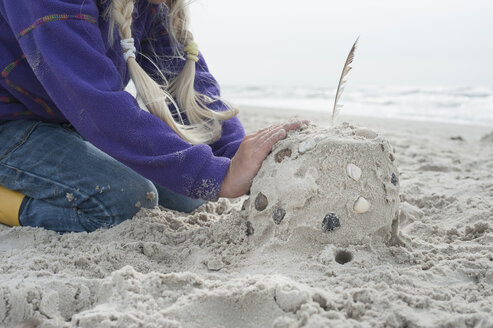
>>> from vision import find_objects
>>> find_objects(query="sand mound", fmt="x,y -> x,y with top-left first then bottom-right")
245,124 -> 400,247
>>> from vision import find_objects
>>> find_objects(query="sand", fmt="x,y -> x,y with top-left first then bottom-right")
1,106 -> 493,328
246,123 -> 400,248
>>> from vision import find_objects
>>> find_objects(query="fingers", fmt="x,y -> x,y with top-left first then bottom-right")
243,123 -> 282,143
254,128 -> 287,158
245,119 -> 309,143
242,118 -> 310,162
244,122 -> 283,146
280,119 -> 309,132
255,126 -> 286,149
254,122 -> 284,141
256,122 -> 283,135
255,119 -> 308,145
261,119 -> 309,137
219,119 -> 309,198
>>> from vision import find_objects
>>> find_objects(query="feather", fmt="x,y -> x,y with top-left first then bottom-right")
331,37 -> 359,127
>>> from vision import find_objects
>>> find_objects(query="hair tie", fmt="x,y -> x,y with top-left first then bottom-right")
121,38 -> 136,61
184,41 -> 199,62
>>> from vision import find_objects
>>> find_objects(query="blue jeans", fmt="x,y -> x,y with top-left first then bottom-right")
0,120 -> 204,233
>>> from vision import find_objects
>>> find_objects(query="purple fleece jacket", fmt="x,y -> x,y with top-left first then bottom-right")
0,0 -> 245,201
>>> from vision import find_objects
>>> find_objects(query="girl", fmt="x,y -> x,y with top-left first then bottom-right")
0,0 -> 305,233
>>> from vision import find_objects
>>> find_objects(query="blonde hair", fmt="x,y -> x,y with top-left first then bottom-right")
110,0 -> 238,145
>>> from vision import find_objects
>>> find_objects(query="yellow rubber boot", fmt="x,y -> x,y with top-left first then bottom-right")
0,185 -> 25,227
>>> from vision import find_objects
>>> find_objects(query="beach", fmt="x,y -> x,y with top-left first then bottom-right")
1,106 -> 493,328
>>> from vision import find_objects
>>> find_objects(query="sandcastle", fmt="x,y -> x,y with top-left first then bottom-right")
244,124 -> 400,247
243,38 -> 399,247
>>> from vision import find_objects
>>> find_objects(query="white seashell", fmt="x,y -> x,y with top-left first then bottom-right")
355,128 -> 378,139
346,163 -> 362,181
354,197 -> 371,214
298,139 -> 316,154
207,256 -> 224,271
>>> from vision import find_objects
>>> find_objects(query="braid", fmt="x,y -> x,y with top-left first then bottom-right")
110,0 -> 238,145
112,0 -> 133,39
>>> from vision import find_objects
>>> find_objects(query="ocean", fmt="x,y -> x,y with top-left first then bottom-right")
221,85 -> 493,127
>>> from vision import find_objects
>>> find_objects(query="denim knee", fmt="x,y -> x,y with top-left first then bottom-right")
85,177 -> 159,230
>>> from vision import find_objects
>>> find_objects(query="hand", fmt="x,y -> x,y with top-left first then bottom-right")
219,119 -> 309,198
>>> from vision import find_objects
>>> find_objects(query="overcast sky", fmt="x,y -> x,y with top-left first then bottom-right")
189,0 -> 493,88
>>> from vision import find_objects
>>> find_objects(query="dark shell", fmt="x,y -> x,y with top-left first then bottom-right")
321,213 -> 341,232
272,208 -> 286,225
275,148 -> 292,163
246,221 -> 254,236
254,192 -> 268,211
391,173 -> 399,186
389,153 -> 395,162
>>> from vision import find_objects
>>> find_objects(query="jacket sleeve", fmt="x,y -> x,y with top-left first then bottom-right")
138,4 -> 245,159
0,0 -> 230,200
